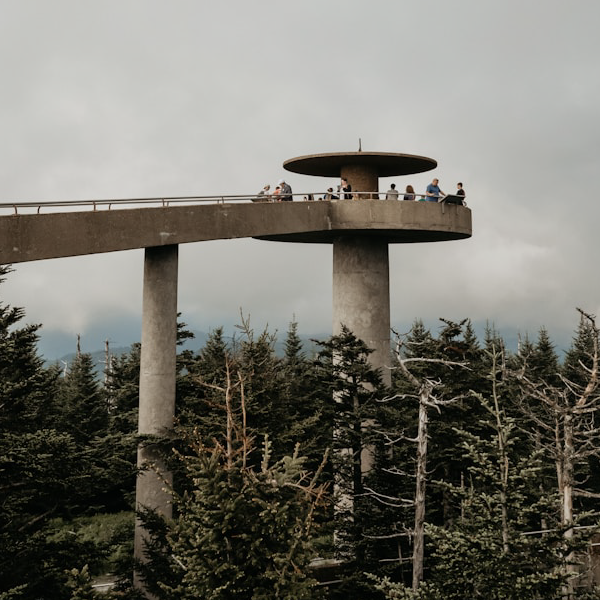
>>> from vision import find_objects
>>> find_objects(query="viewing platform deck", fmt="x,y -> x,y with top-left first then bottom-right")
0,197 -> 471,264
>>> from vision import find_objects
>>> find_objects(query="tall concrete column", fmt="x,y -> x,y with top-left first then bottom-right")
332,236 -> 391,386
134,244 -> 178,588
340,164 -> 378,199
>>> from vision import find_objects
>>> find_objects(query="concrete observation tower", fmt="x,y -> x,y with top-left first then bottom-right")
0,147 -> 471,592
262,150 -> 472,386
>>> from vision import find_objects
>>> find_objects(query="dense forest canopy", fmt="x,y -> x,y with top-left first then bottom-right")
2,264 -> 600,599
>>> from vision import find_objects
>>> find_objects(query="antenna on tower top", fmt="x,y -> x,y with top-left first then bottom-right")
358,138 -> 362,152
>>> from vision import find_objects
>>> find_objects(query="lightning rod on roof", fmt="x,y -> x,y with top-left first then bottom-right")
358,138 -> 362,151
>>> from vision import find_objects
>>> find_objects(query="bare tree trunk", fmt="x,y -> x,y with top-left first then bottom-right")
224,361 -> 234,469
563,411 -> 575,599
392,328 -> 468,591
490,347 -> 510,553
352,392 -> 365,563
412,388 -> 429,590
555,417 -> 564,522
516,309 -> 600,600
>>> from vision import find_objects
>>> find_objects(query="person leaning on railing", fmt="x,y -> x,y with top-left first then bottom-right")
324,187 -> 339,200
403,184 -> 416,200
279,179 -> 293,201
253,184 -> 271,202
425,178 -> 445,202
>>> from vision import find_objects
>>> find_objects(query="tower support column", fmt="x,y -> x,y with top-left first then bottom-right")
332,236 -> 391,386
340,164 -> 378,199
134,244 -> 178,589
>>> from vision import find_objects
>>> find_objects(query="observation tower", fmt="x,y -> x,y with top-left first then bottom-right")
0,148 -> 471,594
272,150 -> 472,385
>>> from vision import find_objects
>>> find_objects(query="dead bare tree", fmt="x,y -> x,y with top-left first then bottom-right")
194,353 -> 253,469
515,308 -> 600,597
385,328 -> 469,591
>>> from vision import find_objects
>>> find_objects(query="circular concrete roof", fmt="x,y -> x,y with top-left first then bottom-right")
283,151 -> 437,178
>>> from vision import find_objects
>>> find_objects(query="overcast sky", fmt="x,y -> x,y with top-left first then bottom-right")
1,0 -> 599,359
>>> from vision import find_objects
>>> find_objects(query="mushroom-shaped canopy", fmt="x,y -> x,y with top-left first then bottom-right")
283,151 -> 437,178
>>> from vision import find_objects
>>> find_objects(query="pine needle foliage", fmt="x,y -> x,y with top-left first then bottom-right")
136,353 -> 330,600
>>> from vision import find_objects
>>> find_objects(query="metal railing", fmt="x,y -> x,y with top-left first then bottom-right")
0,191 -> 453,216
0,193 -> 253,215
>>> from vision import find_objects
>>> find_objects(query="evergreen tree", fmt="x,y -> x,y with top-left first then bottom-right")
509,327 -> 563,531
563,313 -> 598,388
368,320 -> 484,584
516,311 -> 600,549
176,327 -> 229,441
0,266 -> 101,599
0,270 -> 61,433
373,344 -> 582,600
426,319 -> 487,528
135,358 -> 329,600
311,326 -> 389,599
177,320 -> 284,467
532,327 -> 562,385
234,318 -> 283,452
272,320 -> 330,468
58,352 -> 109,443
0,428 -> 96,598
101,344 -> 141,514
105,342 -> 141,436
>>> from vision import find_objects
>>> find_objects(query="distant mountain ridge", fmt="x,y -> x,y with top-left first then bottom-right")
43,323 -> 567,380
46,330 -> 328,379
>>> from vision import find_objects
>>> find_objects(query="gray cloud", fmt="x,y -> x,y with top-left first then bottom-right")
1,0 -> 599,357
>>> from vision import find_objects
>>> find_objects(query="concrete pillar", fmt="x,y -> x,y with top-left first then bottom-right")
332,236 -> 391,386
134,244 -> 178,589
341,164 -> 378,199
331,235 -> 389,537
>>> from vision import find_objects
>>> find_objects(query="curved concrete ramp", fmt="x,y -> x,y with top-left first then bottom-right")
0,200 -> 471,264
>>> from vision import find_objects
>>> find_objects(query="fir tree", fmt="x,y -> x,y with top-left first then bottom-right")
105,342 -> 141,436
273,320 -> 330,468
0,266 -> 90,598
373,344 -> 579,600
136,358 -> 329,600
58,352 -> 108,443
312,326 -> 388,599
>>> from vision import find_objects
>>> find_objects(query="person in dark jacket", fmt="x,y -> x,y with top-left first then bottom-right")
279,179 -> 293,201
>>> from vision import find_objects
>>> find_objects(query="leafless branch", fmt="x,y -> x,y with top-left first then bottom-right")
362,486 -> 414,508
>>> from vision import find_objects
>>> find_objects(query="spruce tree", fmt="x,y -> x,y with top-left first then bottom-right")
58,352 -> 108,443
373,344 -> 577,600
176,327 -> 230,442
135,356 -> 329,600
105,342 -> 141,436
273,320 -> 330,469
0,266 -> 101,599
312,326 -> 388,599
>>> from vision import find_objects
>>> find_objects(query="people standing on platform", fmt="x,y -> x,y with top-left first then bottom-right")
385,183 -> 399,200
279,179 -> 293,201
403,184 -> 416,200
341,177 -> 352,199
253,184 -> 271,202
325,187 -> 338,200
455,182 -> 466,205
272,185 -> 281,201
425,178 -> 445,202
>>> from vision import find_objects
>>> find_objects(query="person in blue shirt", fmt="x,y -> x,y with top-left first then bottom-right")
425,178 -> 445,202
